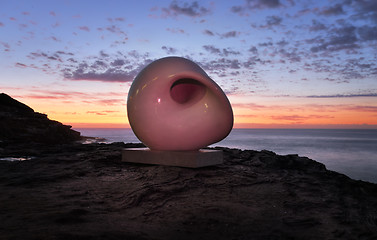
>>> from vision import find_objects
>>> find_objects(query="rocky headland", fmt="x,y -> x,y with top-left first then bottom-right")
0,93 -> 81,145
0,94 -> 377,239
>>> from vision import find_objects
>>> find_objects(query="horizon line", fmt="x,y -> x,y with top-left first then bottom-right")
68,123 -> 377,130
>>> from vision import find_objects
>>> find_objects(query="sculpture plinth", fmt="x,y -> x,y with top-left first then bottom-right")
122,148 -> 223,168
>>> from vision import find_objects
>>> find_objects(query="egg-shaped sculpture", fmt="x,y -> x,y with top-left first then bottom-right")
127,56 -> 233,151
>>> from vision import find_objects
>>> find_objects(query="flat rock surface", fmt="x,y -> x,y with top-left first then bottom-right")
1,142 -> 377,240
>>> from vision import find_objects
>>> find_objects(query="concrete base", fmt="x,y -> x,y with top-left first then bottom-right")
122,148 -> 223,168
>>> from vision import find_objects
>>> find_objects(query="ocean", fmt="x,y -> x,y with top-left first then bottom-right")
75,128 -> 377,184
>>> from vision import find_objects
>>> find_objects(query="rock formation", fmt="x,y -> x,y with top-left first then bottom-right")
0,93 -> 81,144
0,142 -> 376,239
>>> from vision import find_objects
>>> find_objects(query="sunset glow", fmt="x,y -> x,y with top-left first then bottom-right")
1,0 -> 376,129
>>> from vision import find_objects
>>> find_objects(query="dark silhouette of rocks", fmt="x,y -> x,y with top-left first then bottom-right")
0,93 -> 34,113
0,142 -> 376,240
0,93 -> 81,144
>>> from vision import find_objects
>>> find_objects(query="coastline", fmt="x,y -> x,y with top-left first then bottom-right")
1,142 -> 377,239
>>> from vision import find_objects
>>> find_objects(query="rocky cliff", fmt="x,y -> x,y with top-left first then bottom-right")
0,93 -> 81,144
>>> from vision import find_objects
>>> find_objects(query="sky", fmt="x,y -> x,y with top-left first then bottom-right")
1,0 -> 377,128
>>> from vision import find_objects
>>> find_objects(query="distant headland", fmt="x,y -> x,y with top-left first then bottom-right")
0,93 -> 81,145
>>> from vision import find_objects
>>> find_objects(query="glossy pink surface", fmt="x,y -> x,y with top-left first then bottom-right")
127,57 -> 233,151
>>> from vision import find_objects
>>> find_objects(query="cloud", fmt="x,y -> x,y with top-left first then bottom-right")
203,45 -> 221,55
27,50 -> 74,62
50,36 -> 60,42
166,28 -> 185,34
1,41 -> 10,51
104,25 -> 127,37
63,67 -> 137,82
277,48 -> 301,62
232,102 -> 377,120
302,55 -> 376,81
202,45 -> 240,56
107,17 -> 125,22
94,99 -> 125,106
99,50 -> 110,58
15,62 -> 27,68
221,31 -> 239,38
22,90 -> 126,108
34,90 -> 89,97
317,4 -> 345,16
235,114 -> 258,118
249,46 -> 258,55
97,25 -> 128,45
253,0 -> 282,8
24,95 -> 65,100
358,26 -> 377,41
269,114 -> 333,122
8,0 -> 374,99
25,51 -> 152,82
231,103 -> 269,110
293,8 -> 312,18
110,59 -> 127,67
302,103 -> 377,114
87,112 -> 106,115
230,6 -> 243,14
306,93 -> 377,98
256,15 -> 284,29
162,1 -> 212,18
87,110 -> 119,115
63,112 -> 77,115
56,50 -> 74,56
161,46 -> 178,54
309,20 -> 327,32
22,90 -> 92,101
201,58 -> 242,73
203,30 -> 240,38
231,0 -> 282,15
343,105 -> 377,113
203,29 -> 214,36
276,40 -> 288,47
340,58 -> 377,79
350,0 -> 377,23
60,50 -> 153,82
79,26 -> 90,32
258,41 -> 273,47
309,25 -> 359,53
265,15 -> 282,27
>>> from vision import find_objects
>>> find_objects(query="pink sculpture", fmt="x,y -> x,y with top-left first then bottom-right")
127,57 -> 233,151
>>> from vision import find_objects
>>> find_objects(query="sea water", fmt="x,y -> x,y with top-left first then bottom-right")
75,128 -> 377,183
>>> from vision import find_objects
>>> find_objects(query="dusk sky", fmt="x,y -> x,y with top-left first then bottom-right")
1,0 -> 377,128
